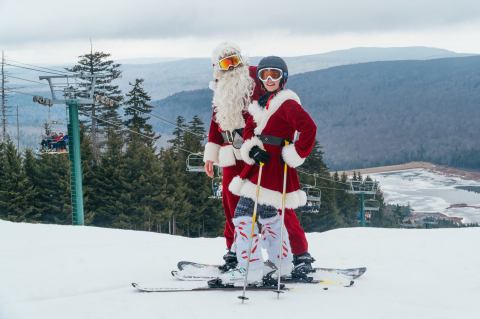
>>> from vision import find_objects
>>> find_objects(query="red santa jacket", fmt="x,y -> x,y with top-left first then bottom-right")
228,89 -> 317,210
203,65 -> 265,167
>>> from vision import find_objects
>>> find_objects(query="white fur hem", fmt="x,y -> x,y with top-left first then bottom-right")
240,136 -> 264,165
228,176 -> 245,196
237,179 -> 307,210
203,142 -> 220,163
218,145 -> 237,167
282,144 -> 305,168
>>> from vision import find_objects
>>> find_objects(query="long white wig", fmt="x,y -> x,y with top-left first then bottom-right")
211,42 -> 254,131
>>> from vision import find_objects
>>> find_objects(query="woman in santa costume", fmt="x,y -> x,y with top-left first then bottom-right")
218,56 -> 317,284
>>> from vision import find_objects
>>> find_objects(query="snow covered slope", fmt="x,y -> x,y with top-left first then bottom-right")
0,220 -> 478,319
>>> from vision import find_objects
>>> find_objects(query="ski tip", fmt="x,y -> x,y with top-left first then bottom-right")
346,280 -> 355,287
171,270 -> 177,277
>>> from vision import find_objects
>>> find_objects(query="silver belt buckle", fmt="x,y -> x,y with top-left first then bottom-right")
225,130 -> 234,144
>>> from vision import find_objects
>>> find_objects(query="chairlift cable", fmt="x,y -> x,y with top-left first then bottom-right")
80,110 -> 200,156
4,62 -> 68,76
5,58 -> 72,75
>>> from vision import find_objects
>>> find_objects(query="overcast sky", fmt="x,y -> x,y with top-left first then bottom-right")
1,0 -> 480,64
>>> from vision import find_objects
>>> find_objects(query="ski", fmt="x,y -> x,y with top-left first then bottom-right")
171,270 -> 354,287
131,282 -> 288,293
175,261 -> 366,280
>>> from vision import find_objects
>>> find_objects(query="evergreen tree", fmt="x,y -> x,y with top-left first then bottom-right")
0,141 -> 34,221
124,79 -> 157,147
66,50 -> 123,161
88,127 -> 128,228
27,151 -> 70,224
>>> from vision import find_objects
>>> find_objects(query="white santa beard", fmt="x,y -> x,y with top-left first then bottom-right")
213,66 -> 254,132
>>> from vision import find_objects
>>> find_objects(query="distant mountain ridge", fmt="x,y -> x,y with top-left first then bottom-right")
151,55 -> 480,170
119,46 -> 473,99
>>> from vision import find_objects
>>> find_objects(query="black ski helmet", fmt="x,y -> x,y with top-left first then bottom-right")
257,56 -> 289,87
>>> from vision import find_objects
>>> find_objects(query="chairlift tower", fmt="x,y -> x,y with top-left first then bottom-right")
347,180 -> 379,226
35,73 -> 114,225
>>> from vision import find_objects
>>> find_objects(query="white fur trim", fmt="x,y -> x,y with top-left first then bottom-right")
282,144 -> 305,168
238,179 -> 307,210
218,145 -> 237,167
247,89 -> 301,135
228,176 -> 245,196
203,142 -> 220,163
240,136 -> 264,165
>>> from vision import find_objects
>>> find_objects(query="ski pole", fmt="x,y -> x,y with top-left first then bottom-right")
275,141 -> 289,298
238,162 -> 265,303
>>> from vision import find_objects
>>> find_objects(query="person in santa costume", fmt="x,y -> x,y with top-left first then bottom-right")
218,56 -> 317,284
203,42 -> 261,271
204,43 -> 315,274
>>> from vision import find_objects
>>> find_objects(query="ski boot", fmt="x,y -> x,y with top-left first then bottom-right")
212,266 -> 264,287
218,250 -> 238,272
291,252 -> 316,279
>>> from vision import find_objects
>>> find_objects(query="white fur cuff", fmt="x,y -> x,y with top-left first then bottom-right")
203,142 -> 220,163
282,144 -> 305,168
240,136 -> 264,165
218,145 -> 237,167
228,176 -> 245,196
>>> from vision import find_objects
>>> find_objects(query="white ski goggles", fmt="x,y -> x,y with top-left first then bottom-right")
257,68 -> 283,82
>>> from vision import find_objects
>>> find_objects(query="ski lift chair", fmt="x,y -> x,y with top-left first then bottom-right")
301,184 -> 322,213
186,153 -> 205,172
363,180 -> 379,193
364,199 -> 380,211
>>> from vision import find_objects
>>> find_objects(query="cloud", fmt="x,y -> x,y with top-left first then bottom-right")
1,0 -> 480,44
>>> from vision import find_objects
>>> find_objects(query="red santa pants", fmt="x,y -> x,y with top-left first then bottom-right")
221,162 -> 244,250
222,162 -> 309,255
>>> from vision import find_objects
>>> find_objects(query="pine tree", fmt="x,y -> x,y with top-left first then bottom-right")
0,141 -> 35,221
124,79 -> 157,147
88,127 -> 128,228
157,147 -> 192,234
66,50 -> 123,161
33,153 -> 71,224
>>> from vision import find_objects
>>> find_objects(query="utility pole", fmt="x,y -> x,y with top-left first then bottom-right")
1,50 -> 7,142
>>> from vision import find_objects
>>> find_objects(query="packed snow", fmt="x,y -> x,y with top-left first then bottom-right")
0,220 -> 478,319
371,169 -> 480,223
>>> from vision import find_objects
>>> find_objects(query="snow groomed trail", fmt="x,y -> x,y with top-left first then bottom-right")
0,220 -> 478,319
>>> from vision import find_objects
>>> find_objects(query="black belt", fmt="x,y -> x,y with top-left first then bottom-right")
257,134 -> 290,146
221,129 -> 244,144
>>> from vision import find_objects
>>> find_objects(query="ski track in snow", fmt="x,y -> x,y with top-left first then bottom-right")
1,220 -> 479,319
370,169 -> 480,223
